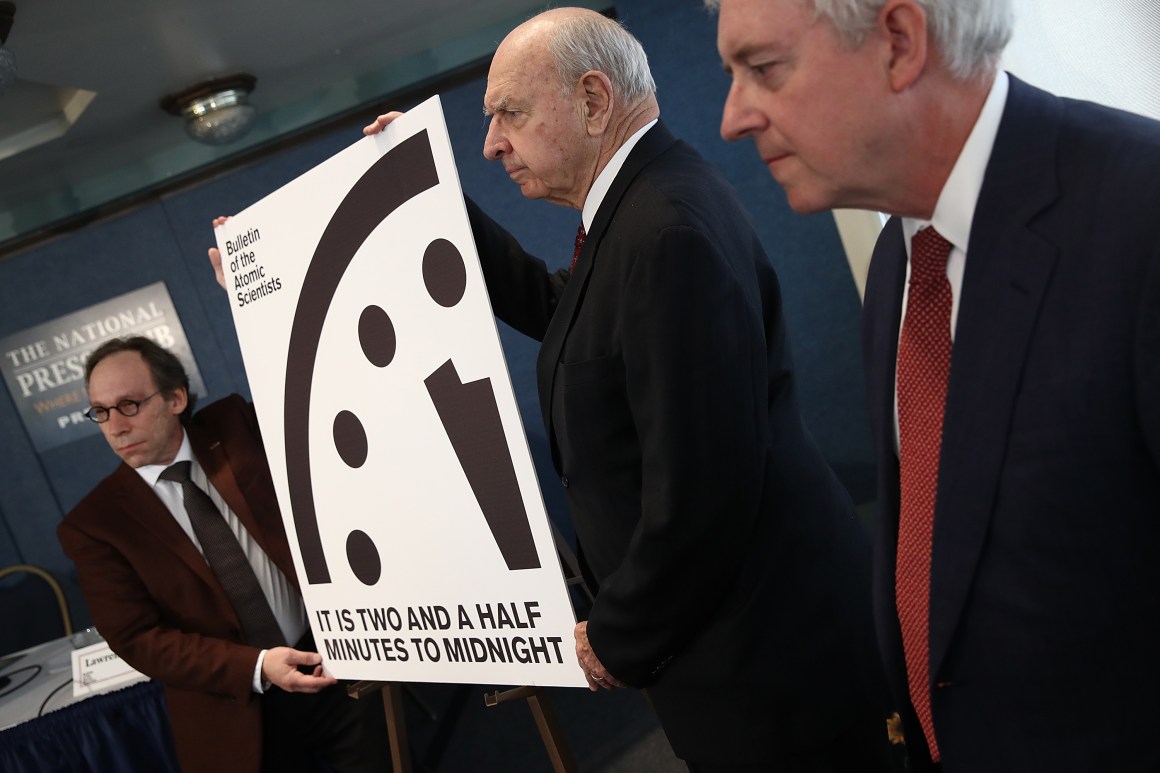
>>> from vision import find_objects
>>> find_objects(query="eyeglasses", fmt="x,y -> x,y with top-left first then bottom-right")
84,391 -> 162,424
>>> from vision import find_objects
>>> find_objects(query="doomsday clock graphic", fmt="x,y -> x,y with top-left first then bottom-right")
217,97 -> 585,688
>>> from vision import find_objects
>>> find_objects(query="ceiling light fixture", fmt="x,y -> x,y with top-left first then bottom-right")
0,2 -> 16,96
160,73 -> 258,146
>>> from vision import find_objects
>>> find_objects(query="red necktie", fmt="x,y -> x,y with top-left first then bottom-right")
570,224 -> 586,272
895,225 -> 953,762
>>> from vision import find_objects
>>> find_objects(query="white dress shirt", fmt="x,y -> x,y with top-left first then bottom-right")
139,431 -> 307,691
581,119 -> 659,231
894,72 -> 1010,446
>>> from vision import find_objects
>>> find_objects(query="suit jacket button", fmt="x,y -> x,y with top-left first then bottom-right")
561,475 -> 570,488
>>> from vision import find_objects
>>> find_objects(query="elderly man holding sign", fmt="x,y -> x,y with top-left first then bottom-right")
362,8 -> 891,771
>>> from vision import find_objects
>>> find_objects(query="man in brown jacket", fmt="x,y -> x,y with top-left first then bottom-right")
58,336 -> 387,773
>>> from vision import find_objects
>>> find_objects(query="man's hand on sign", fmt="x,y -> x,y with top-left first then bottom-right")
207,215 -> 232,290
574,621 -> 626,692
261,646 -> 337,694
363,111 -> 405,137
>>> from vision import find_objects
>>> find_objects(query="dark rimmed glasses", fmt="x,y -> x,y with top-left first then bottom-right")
84,391 -> 161,423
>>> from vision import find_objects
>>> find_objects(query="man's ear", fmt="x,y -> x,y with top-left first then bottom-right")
879,0 -> 929,92
167,387 -> 189,417
579,70 -> 614,135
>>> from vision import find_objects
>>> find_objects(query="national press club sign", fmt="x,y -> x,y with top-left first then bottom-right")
0,282 -> 206,452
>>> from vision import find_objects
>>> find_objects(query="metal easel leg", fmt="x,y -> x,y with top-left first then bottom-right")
485,686 -> 577,773
349,680 -> 413,772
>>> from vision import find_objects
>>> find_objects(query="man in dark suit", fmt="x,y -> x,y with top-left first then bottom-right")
363,8 -> 889,771
714,0 -> 1160,770
57,337 -> 388,773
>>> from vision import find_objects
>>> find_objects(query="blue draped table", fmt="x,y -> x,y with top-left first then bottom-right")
0,679 -> 178,772
0,635 -> 178,773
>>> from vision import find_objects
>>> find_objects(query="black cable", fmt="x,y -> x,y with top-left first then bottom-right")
37,676 -> 73,717
0,664 -> 41,699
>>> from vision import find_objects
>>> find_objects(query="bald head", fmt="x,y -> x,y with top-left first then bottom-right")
482,8 -> 660,210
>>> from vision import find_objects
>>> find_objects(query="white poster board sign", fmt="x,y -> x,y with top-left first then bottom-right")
215,96 -> 584,688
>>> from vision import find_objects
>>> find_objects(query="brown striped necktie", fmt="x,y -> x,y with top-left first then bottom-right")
161,461 -> 284,649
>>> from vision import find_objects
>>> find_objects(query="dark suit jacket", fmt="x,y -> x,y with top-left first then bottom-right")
58,395 -> 298,773
863,77 -> 1160,772
470,122 -> 886,763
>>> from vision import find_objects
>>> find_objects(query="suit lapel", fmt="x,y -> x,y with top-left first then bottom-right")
863,217 -> 909,685
535,122 -> 678,452
864,217 -> 907,469
928,77 -> 1062,677
189,425 -> 250,529
187,421 -> 299,590
113,463 -> 219,589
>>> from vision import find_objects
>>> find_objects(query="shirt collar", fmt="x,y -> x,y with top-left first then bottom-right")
135,429 -> 191,487
581,119 -> 659,232
903,71 -> 1009,251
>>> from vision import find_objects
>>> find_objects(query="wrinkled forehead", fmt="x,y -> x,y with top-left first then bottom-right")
87,350 -> 155,401
484,39 -> 559,110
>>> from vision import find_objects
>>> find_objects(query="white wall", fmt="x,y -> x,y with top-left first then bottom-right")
1002,0 -> 1160,122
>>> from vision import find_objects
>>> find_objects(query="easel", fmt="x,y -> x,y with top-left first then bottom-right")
479,525 -> 591,772
477,527 -> 592,773
484,685 -> 577,772
345,526 -> 593,772
348,680 -> 414,772
347,678 -> 578,773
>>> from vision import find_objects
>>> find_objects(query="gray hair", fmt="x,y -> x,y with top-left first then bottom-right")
705,0 -> 1013,81
546,13 -> 657,103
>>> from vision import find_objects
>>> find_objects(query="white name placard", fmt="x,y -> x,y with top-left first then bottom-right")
71,641 -> 148,698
